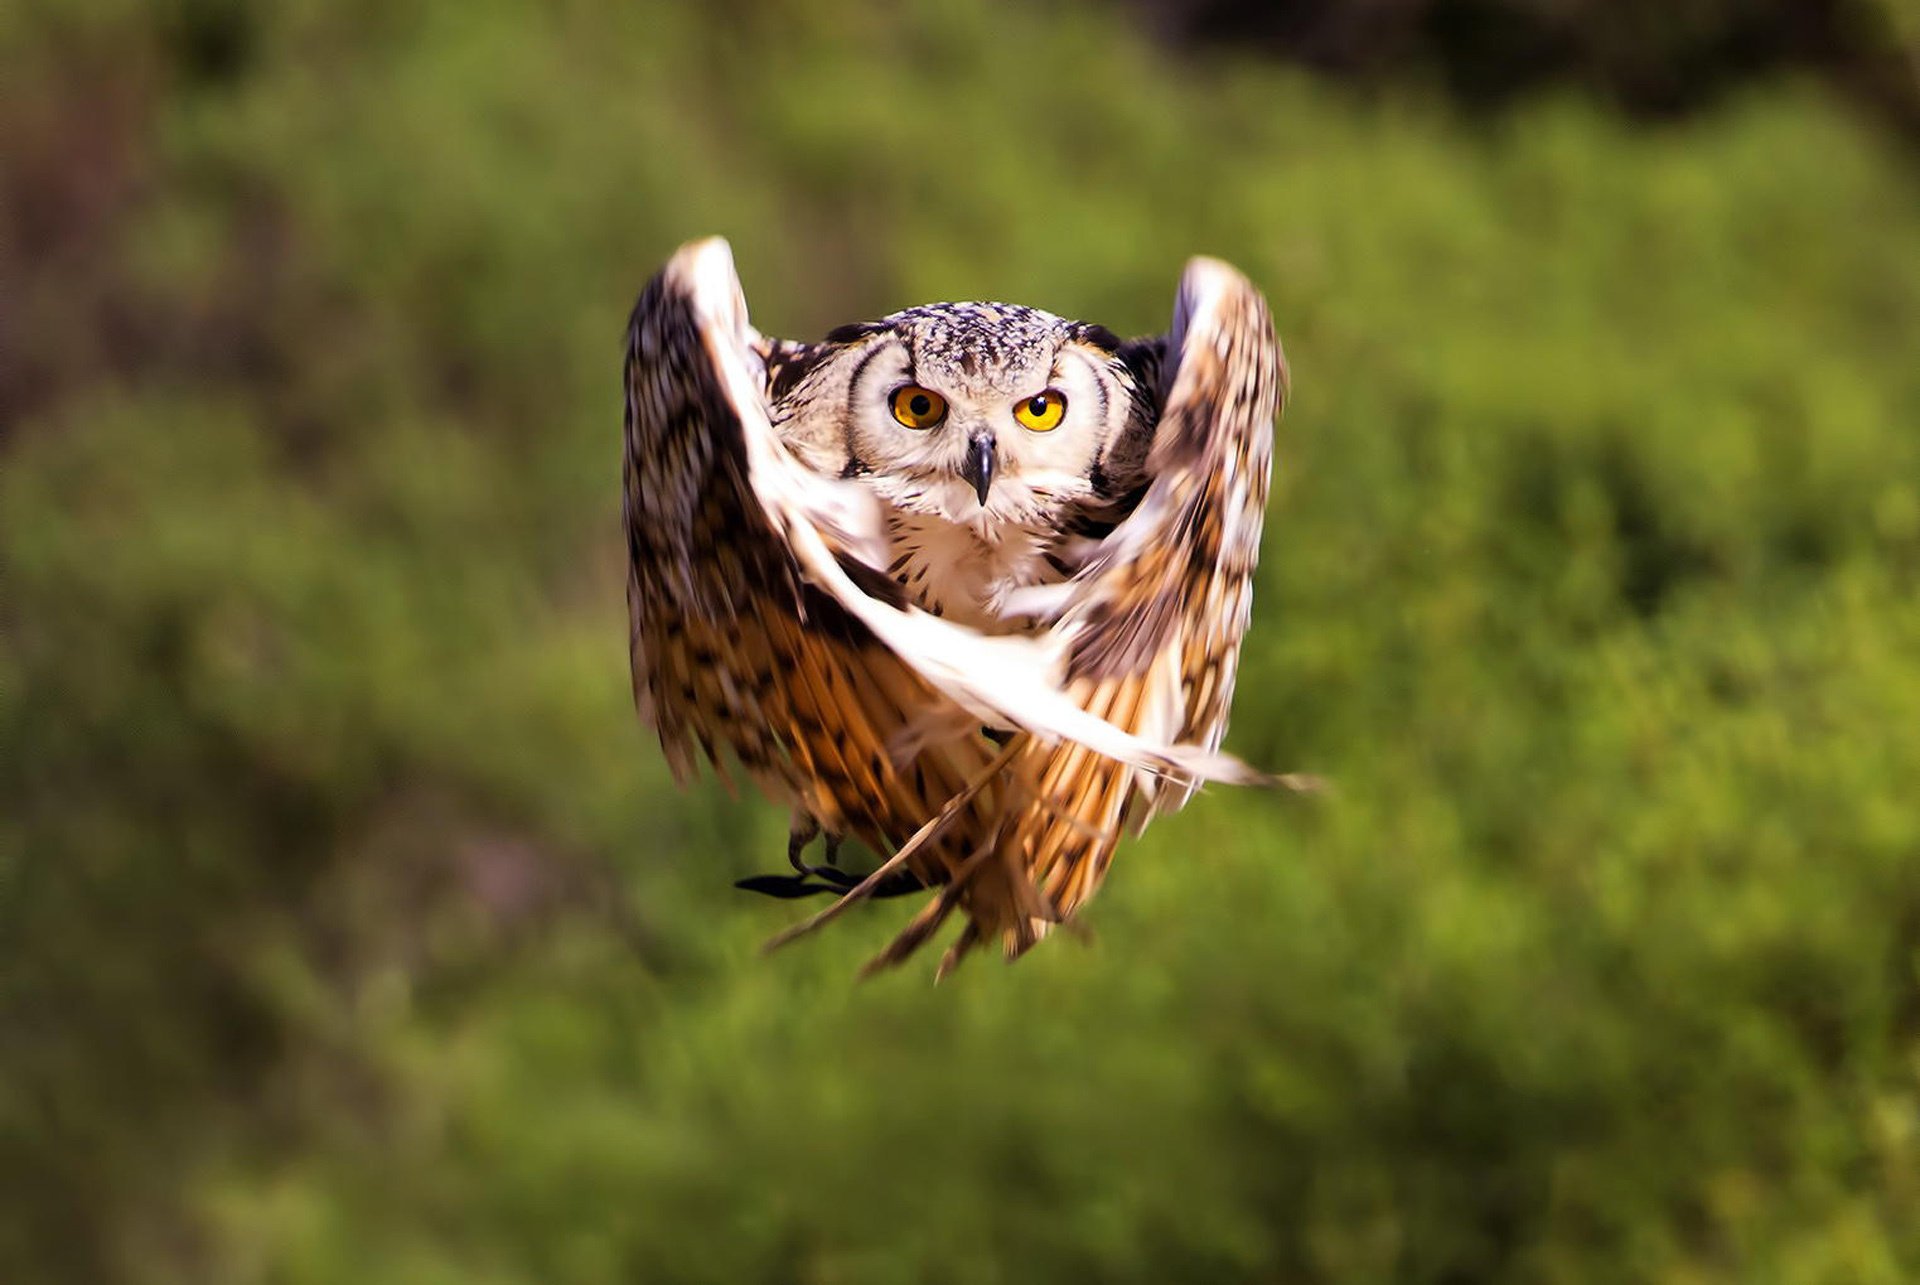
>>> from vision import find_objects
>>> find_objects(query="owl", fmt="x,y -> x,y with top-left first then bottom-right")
623,237 -> 1299,977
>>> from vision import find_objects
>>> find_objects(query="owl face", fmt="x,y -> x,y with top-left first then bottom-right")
778,303 -> 1144,534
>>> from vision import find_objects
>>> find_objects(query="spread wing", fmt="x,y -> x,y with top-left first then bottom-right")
1009,257 -> 1292,820
622,238 -> 1260,825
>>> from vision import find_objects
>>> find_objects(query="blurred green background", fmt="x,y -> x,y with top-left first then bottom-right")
5,1 -> 1919,1281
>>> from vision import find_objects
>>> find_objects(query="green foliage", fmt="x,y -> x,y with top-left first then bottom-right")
4,1 -> 1918,1281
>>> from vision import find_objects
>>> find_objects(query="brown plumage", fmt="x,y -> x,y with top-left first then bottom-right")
622,238 -> 1297,976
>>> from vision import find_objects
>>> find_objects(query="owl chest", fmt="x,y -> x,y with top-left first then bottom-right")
883,511 -> 1060,633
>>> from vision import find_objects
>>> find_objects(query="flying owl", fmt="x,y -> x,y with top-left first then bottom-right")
623,237 -> 1295,977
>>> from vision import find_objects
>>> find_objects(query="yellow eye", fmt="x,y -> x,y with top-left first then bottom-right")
1012,389 -> 1067,432
889,385 -> 948,429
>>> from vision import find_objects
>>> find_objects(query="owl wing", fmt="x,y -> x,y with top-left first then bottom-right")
1011,257 -> 1291,819
623,238 -> 1261,814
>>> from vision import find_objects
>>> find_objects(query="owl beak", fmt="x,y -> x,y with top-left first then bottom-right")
962,432 -> 996,506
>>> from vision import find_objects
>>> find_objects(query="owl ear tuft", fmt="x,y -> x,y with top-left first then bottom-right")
1066,321 -> 1125,354
822,320 -> 887,345
761,339 -> 832,402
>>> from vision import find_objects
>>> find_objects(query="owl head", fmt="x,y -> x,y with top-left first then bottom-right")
769,302 -> 1155,536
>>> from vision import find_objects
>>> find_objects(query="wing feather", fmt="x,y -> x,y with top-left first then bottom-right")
1009,257 -> 1288,818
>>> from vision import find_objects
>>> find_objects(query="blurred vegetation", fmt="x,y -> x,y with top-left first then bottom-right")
4,0 -> 1919,1282
1140,0 -> 1920,137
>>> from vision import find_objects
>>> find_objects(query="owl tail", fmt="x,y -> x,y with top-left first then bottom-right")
858,728 -> 1142,979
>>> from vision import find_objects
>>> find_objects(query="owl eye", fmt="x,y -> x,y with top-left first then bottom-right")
889,385 -> 948,430
1012,389 -> 1067,432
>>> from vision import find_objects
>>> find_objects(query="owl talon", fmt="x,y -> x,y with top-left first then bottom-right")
787,813 -> 848,878
786,812 -> 822,874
